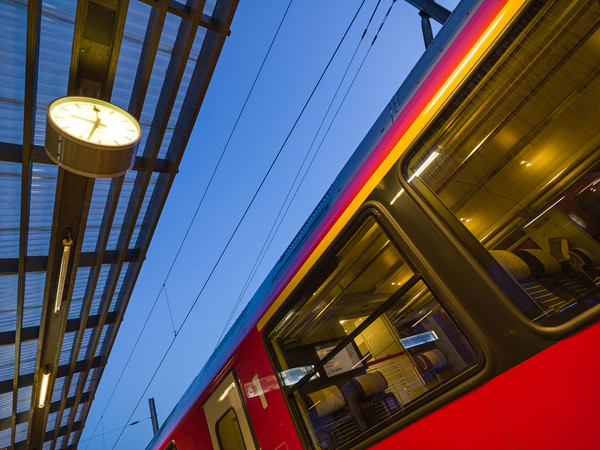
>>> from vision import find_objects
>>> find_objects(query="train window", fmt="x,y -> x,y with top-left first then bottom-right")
203,371 -> 256,450
268,217 -> 478,449
216,409 -> 246,450
404,0 -> 600,326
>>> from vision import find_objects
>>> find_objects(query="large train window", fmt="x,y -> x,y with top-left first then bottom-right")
404,0 -> 600,326
267,216 -> 478,449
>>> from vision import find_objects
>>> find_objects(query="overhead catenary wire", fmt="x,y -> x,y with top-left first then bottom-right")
111,1 -> 369,447
214,0 -> 386,347
83,2 -> 294,447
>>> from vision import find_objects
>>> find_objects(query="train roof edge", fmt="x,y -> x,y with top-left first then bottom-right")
146,0 -> 481,447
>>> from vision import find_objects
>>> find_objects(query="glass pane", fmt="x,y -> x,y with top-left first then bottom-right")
405,0 -> 600,326
269,218 -> 477,448
216,408 -> 246,450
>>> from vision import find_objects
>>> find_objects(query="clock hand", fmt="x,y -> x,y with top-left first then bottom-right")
70,114 -> 107,126
87,118 -> 101,140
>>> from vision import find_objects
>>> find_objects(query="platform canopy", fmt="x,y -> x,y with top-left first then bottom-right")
0,0 -> 238,448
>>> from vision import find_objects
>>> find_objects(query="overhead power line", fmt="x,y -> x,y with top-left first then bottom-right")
111,1 -> 369,447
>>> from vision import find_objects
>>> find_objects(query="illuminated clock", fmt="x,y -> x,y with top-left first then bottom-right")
45,96 -> 142,178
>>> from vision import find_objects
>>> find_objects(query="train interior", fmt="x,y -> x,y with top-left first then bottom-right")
406,0 -> 600,325
269,218 -> 477,449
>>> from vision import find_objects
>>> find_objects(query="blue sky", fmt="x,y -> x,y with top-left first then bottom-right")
80,0 -> 457,447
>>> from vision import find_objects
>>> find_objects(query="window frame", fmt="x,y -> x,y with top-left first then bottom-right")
215,407 -> 246,450
397,0 -> 600,338
263,205 -> 486,448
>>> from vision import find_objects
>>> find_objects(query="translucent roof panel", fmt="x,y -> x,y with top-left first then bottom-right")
0,427 -> 10,448
33,0 -> 77,146
60,332 -> 76,366
23,272 -> 46,328
110,0 -> 151,112
28,163 -> 58,256
0,162 -> 22,259
77,330 -> 92,362
68,372 -> 80,398
17,385 -> 31,413
0,391 -> 11,423
14,422 -> 27,444
0,344 -> 15,382
84,368 -> 96,392
158,25 -> 207,158
137,12 -> 182,157
107,171 -> 137,250
46,411 -> 57,432
95,325 -> 110,357
76,401 -> 84,421
19,339 -> 38,375
81,178 -> 112,253
90,264 -> 113,316
109,263 -> 129,312
52,377 -> 65,403
68,266 -> 91,320
60,408 -> 71,427
134,171 -> 160,233
0,275 -> 18,332
0,0 -> 26,145
203,0 -> 217,17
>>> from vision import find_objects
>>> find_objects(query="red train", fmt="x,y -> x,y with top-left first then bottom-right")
148,0 -> 600,448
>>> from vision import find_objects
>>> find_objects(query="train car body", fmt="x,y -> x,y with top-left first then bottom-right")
148,0 -> 600,448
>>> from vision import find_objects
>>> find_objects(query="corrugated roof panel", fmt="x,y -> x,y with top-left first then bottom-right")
23,272 -> 46,328
90,265 -> 113,316
0,344 -> 15,382
19,339 -> 38,375
158,25 -> 207,159
77,329 -> 92,362
109,263 -> 129,313
17,385 -> 31,413
0,427 -> 10,448
110,0 -> 151,112
14,422 -> 27,444
68,266 -> 91,320
0,162 -> 22,259
56,435 -> 65,447
203,0 -> 217,17
60,332 -> 76,366
134,171 -> 159,232
107,170 -> 136,250
0,391 -> 11,421
68,432 -> 75,446
76,401 -> 84,421
94,325 -> 109,357
137,12 -> 182,157
43,440 -> 52,450
52,376 -> 64,403
0,0 -> 26,145
33,0 -> 77,146
81,178 -> 112,253
84,368 -> 95,392
0,274 -> 18,333
27,164 -> 58,256
68,372 -> 80,398
60,408 -> 70,427
46,411 -> 57,432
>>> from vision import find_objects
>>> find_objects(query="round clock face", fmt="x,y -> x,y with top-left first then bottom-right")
48,97 -> 141,147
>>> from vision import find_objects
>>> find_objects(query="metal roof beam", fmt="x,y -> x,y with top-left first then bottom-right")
0,141 -> 172,173
0,249 -> 141,275
14,0 -> 42,446
0,312 -> 119,346
0,357 -> 103,395
0,393 -> 90,432
138,0 -> 223,32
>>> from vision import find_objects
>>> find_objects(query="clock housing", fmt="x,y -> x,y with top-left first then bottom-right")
45,96 -> 142,178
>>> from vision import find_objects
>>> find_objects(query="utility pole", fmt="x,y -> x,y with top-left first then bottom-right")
149,397 -> 159,435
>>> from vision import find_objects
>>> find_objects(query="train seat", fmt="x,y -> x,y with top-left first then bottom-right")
341,371 -> 402,430
570,247 -> 600,281
306,385 -> 360,449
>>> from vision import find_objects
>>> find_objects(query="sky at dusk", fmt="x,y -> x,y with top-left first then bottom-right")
79,0 -> 458,447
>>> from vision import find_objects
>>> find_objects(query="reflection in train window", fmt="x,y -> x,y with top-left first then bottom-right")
216,408 -> 246,450
268,217 -> 477,449
404,0 -> 600,326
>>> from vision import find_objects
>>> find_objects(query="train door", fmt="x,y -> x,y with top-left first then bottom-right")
203,371 -> 257,450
